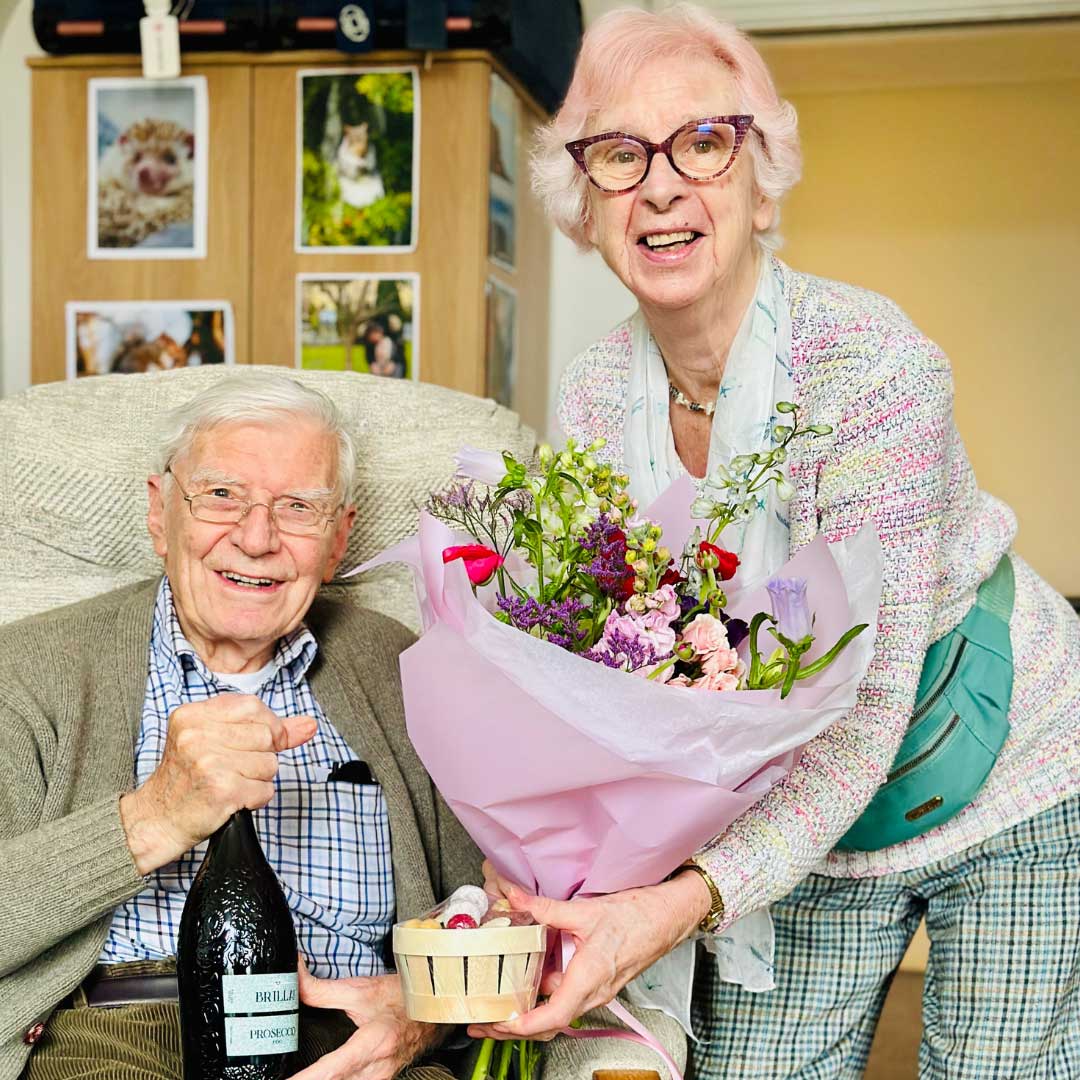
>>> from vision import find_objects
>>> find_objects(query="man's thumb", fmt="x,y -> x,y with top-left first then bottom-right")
280,714 -> 317,750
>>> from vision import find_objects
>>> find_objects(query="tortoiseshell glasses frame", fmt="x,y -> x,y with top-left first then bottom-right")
565,115 -> 759,194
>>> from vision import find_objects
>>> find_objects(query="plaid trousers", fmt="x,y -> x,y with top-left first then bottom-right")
691,793 -> 1080,1079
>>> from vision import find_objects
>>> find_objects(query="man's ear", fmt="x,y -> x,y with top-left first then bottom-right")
323,505 -> 357,583
147,474 -> 169,559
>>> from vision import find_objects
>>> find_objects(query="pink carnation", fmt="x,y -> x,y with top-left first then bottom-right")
680,614 -> 730,658
694,670 -> 741,693
702,647 -> 741,677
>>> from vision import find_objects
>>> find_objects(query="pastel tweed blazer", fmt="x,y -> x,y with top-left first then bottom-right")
557,257 -> 1080,928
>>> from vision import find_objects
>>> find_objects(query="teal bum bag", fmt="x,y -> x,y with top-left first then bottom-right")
836,556 -> 1015,852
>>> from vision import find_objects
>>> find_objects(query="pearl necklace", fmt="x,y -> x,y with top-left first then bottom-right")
668,379 -> 716,418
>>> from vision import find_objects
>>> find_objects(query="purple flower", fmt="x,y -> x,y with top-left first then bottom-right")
583,622 -> 672,674
721,613 -> 749,649
766,577 -> 813,642
585,608 -> 676,674
579,515 -> 634,599
496,594 -> 589,651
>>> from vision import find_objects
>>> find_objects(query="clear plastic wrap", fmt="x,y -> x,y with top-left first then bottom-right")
393,888 -> 547,1023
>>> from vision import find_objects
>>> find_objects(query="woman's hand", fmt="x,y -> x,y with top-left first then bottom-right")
467,865 -> 712,1042
289,958 -> 446,1080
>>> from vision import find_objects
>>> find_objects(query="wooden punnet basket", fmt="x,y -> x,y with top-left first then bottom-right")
393,921 -> 547,1023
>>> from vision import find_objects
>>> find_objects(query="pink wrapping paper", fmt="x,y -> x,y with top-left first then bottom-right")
350,477 -> 883,902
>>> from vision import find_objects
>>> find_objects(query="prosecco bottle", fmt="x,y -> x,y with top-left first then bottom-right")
177,810 -> 300,1079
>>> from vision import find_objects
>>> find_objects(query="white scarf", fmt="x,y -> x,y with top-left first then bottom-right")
622,258 -> 793,1031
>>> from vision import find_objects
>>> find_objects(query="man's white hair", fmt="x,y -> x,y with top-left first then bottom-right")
157,372 -> 357,503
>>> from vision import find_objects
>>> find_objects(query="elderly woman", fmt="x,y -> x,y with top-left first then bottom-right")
470,5 -> 1080,1076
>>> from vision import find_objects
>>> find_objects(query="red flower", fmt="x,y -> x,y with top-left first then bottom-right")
696,542 -> 740,581
659,563 -> 683,588
442,544 -> 505,586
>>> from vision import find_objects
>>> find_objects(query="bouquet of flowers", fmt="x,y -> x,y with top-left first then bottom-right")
350,403 -> 883,1077
434,403 -> 866,701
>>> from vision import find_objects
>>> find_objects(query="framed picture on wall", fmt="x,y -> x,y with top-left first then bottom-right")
296,273 -> 419,379
296,68 -> 420,253
66,300 -> 234,379
485,277 -> 516,408
488,73 -> 517,271
87,76 -> 208,259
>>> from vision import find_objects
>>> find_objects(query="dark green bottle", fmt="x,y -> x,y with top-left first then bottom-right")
177,810 -> 299,1079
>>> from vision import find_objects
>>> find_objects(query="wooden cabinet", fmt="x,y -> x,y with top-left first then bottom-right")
29,50 -> 551,434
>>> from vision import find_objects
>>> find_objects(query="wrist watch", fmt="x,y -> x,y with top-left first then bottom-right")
674,858 -> 725,932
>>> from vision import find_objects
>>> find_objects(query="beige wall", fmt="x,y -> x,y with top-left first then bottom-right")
766,22 -> 1080,595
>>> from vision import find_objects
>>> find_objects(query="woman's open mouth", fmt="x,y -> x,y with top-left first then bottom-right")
637,230 -> 703,260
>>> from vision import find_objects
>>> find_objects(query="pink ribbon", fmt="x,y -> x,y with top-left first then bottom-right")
555,932 -> 684,1080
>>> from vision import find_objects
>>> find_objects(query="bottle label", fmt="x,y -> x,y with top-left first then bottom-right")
221,973 -> 299,1056
224,1014 -> 299,1056
221,972 -> 299,1015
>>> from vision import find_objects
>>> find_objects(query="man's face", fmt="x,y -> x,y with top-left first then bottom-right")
147,419 -> 355,670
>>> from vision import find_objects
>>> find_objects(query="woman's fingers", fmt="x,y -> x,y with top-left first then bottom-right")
503,888 -> 584,931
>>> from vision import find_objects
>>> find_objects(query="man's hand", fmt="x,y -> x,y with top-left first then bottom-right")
290,958 -> 445,1080
467,866 -> 711,1042
119,695 -> 316,874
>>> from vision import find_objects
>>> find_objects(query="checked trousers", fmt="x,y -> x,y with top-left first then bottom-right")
690,793 -> 1080,1079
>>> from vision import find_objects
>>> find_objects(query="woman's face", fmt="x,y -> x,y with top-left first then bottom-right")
583,55 -> 772,314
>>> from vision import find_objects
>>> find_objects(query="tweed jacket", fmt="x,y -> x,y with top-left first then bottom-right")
0,580 -> 481,1078
558,257 -> 1080,929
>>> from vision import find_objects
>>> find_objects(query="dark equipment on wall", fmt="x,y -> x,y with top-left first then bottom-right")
32,1 -> 582,112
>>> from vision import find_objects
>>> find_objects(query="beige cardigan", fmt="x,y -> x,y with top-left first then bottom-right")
0,579 -> 482,1077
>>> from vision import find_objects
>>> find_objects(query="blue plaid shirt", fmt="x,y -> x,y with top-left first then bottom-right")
101,578 -> 395,978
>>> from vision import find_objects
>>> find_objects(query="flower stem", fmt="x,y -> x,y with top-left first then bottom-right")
493,1037 -> 513,1080
469,1038 -> 496,1080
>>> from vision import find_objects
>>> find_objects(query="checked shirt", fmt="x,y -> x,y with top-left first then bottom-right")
101,577 -> 395,979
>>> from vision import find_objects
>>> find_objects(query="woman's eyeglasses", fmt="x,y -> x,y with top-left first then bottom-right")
565,115 -> 758,194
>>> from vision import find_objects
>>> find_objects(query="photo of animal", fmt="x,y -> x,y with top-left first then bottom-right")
89,77 -> 207,258
97,119 -> 195,248
298,69 -> 418,251
335,122 -> 385,209
67,303 -> 232,379
298,274 -> 417,378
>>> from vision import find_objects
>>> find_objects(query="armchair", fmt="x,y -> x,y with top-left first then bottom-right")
0,366 -> 533,628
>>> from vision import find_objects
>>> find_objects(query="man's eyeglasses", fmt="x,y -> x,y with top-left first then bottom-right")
565,115 -> 759,194
166,468 -> 339,537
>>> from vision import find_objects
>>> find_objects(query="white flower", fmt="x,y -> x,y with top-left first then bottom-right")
707,463 -> 732,486
454,446 -> 506,486
775,478 -> 796,502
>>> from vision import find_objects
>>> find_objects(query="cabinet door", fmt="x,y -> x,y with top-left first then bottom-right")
250,58 -> 490,396
32,63 -> 252,383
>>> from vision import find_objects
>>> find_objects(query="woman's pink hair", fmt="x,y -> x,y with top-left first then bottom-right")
531,3 -> 801,252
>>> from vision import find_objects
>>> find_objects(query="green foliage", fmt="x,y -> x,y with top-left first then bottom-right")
375,135 -> 412,197
302,147 -> 412,247
355,73 -> 414,114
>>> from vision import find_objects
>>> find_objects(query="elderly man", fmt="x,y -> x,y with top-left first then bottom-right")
0,373 -> 479,1079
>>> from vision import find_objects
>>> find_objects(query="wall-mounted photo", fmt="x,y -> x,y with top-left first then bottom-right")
297,68 -> 419,253
485,277 -> 516,408
88,76 -> 208,259
488,73 -> 517,270
297,274 -> 418,379
66,300 -> 233,379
